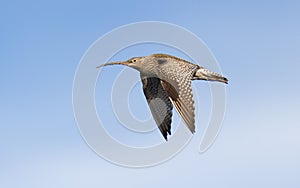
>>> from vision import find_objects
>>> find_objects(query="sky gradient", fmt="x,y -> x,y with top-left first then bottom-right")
1,0 -> 300,187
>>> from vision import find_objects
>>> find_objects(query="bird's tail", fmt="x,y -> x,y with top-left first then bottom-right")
193,67 -> 228,84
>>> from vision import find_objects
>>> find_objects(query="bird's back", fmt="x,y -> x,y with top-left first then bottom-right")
149,54 -> 198,79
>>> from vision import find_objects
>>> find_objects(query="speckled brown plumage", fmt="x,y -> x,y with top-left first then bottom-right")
98,54 -> 228,140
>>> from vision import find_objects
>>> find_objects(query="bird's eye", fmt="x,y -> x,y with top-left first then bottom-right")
132,59 -> 136,62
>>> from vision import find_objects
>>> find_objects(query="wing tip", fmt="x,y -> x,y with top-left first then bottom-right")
162,131 -> 169,141
163,135 -> 168,141
159,124 -> 172,141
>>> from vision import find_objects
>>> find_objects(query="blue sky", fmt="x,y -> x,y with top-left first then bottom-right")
1,0 -> 300,187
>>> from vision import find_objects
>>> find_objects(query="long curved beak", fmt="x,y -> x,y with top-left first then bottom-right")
96,61 -> 129,68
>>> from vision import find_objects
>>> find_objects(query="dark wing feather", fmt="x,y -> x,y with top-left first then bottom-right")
141,75 -> 173,140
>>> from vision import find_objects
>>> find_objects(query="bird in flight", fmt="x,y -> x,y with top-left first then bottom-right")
97,54 -> 228,140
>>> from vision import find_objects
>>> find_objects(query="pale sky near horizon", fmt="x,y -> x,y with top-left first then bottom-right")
1,1 -> 300,187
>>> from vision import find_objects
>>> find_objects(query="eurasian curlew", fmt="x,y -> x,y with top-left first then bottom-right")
97,54 -> 228,140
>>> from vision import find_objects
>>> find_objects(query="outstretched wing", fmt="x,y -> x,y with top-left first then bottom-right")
156,58 -> 197,133
141,75 -> 173,140
161,79 -> 195,133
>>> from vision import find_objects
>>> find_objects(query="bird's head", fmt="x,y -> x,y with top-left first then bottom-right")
97,57 -> 144,70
